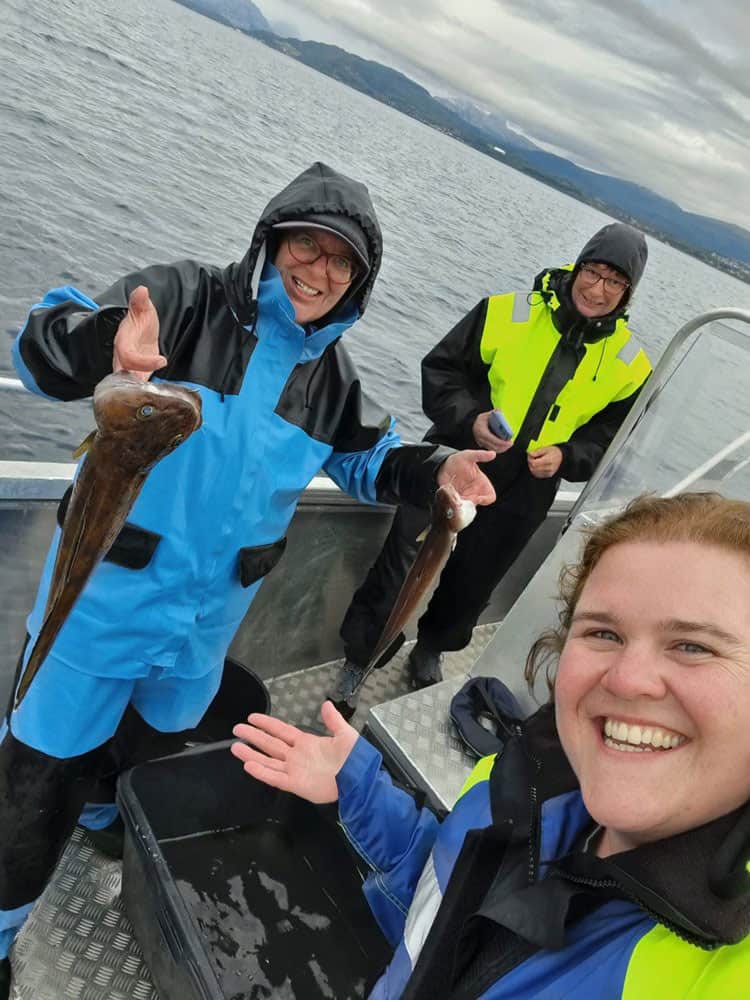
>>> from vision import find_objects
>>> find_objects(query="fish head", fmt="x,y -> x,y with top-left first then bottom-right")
433,483 -> 477,534
93,373 -> 203,470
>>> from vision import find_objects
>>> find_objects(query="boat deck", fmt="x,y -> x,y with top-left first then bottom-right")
9,627 -> 497,1000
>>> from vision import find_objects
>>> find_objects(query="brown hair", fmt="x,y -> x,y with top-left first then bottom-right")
525,492 -> 750,694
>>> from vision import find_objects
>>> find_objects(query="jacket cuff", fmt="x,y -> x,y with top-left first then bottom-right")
336,735 -> 383,805
374,444 -> 456,508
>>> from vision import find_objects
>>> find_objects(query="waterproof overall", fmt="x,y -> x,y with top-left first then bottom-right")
0,163 -> 449,960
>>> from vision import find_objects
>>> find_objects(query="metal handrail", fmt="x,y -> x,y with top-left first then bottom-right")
563,308 -> 750,531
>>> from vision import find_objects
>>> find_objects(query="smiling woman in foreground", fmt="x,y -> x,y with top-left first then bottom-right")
233,492 -> 750,998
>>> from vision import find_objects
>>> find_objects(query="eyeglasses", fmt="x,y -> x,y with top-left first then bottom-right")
578,265 -> 629,294
286,232 -> 358,285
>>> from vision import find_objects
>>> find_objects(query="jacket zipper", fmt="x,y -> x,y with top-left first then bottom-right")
549,868 -> 721,951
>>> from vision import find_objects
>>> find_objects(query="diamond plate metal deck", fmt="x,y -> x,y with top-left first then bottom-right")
265,624 -> 498,734
8,628 -> 497,997
365,626 -> 503,811
9,827 -> 157,1000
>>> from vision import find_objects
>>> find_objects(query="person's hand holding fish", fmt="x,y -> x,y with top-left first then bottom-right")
113,286 -> 168,381
436,449 -> 496,506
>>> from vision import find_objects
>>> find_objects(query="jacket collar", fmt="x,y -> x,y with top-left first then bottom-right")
501,704 -> 750,949
255,265 -> 358,361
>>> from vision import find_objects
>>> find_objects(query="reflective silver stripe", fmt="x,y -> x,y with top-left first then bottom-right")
616,338 -> 640,364
511,294 -> 532,324
403,852 -> 443,966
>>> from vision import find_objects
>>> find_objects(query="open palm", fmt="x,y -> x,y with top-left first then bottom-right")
231,701 -> 359,804
437,449 -> 497,505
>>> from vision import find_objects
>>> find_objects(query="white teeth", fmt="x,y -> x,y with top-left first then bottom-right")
293,277 -> 320,296
626,725 -> 642,746
602,718 -> 685,751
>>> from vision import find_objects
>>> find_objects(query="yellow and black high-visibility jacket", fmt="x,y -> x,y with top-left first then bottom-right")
422,267 -> 652,484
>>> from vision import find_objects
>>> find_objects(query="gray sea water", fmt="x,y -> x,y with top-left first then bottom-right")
2,0 -> 749,462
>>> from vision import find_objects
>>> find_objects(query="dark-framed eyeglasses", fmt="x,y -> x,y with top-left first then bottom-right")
578,265 -> 629,294
286,232 -> 358,285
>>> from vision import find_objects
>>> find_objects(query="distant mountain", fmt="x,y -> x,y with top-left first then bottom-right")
267,17 -> 301,39
515,146 -> 750,270
173,0 -> 269,33
169,2 -> 750,281
249,33 -> 749,279
252,33 -> 491,142
437,96 -> 540,153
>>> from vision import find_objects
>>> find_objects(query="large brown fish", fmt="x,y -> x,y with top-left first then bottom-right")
364,483 -> 476,675
14,373 -> 202,706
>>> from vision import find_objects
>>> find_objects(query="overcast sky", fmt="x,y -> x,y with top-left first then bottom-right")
260,0 -> 750,231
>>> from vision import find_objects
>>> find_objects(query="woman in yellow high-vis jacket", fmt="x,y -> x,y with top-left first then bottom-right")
333,223 -> 653,716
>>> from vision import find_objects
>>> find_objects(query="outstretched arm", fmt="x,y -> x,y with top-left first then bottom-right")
13,262 -> 186,399
232,703 -> 442,942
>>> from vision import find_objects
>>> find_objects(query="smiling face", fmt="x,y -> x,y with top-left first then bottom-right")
273,228 -> 355,326
554,539 -> 750,857
570,262 -> 628,318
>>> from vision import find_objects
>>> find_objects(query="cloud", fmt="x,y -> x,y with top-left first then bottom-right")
260,0 -> 750,229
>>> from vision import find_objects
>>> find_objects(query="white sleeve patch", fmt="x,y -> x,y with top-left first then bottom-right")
403,852 -> 444,966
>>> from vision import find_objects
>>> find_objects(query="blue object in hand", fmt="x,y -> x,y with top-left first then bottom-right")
488,409 -> 514,440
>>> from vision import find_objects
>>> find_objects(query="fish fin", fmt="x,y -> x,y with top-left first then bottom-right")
72,430 -> 97,460
416,527 -> 430,543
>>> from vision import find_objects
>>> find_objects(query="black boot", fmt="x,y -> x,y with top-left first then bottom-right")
407,642 -> 443,689
327,660 -> 368,721
0,957 -> 11,1000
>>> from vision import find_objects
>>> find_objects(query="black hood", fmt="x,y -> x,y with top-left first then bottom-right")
222,161 -> 383,326
531,224 -> 647,344
575,222 -> 648,293
533,267 -> 623,344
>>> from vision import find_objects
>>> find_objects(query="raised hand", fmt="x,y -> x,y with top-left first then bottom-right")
230,700 -> 359,804
113,285 -> 168,381
437,449 -> 497,506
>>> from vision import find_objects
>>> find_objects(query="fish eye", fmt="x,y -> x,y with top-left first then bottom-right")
137,404 -> 154,420
446,508 -> 454,518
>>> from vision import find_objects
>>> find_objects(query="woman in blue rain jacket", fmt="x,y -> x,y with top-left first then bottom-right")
0,161 -> 495,993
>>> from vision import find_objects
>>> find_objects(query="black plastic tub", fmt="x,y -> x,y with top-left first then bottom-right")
177,656 -> 271,746
118,742 -> 391,1000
